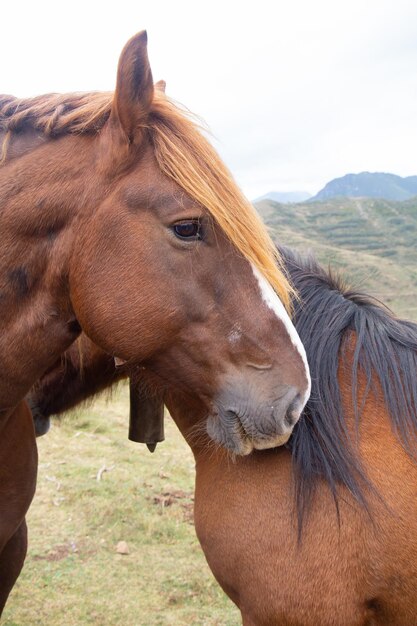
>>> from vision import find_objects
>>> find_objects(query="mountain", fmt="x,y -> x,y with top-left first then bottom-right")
255,191 -> 311,204
255,195 -> 417,321
310,172 -> 417,202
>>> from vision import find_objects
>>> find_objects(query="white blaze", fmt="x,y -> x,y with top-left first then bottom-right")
251,265 -> 311,407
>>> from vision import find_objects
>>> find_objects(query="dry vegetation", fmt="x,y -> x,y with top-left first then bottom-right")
3,384 -> 240,626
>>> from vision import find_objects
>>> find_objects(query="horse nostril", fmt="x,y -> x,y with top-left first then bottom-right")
285,393 -> 302,427
224,409 -> 239,422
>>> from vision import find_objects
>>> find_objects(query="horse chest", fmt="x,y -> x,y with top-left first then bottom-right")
194,452 -> 417,626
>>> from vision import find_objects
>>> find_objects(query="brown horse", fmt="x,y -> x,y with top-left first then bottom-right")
30,246 -> 417,625
0,32 -> 311,610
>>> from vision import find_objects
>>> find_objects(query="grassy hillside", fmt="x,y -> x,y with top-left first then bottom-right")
256,196 -> 417,320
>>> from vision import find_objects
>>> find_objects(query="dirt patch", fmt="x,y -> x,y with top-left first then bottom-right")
33,540 -> 93,562
152,489 -> 194,523
33,543 -> 74,562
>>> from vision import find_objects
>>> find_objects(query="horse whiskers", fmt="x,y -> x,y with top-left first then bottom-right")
186,421 -> 222,456
187,419 -> 211,447
186,419 -> 240,464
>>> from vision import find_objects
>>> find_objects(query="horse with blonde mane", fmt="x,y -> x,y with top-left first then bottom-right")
30,246 -> 417,625
0,33 -> 310,610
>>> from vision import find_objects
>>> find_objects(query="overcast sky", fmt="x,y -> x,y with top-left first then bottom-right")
2,0 -> 417,198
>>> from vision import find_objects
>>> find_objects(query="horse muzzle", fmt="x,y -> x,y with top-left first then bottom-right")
207,384 -> 304,455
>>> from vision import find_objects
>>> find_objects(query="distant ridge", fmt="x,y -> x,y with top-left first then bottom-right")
254,194 -> 417,320
310,172 -> 417,202
255,191 -> 311,204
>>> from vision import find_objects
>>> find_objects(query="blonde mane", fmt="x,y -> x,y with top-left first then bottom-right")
0,90 -> 294,310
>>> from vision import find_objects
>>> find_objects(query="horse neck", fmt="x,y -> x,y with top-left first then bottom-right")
0,133 -> 103,415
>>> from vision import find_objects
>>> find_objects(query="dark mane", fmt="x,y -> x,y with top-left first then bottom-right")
280,246 -> 417,524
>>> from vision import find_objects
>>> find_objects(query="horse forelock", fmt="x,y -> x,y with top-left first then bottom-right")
279,246 -> 417,528
0,90 -> 294,311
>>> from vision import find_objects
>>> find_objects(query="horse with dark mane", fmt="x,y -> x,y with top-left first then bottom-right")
0,33 -> 310,610
30,246 -> 417,625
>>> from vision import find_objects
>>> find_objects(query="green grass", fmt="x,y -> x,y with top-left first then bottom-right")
3,385 -> 240,626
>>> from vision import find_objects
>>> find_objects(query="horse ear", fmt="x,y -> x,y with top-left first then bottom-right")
110,31 -> 154,145
155,80 -> 166,93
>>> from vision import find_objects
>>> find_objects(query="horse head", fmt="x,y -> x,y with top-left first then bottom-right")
1,32 -> 310,453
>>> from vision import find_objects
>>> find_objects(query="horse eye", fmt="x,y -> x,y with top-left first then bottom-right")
173,220 -> 202,241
